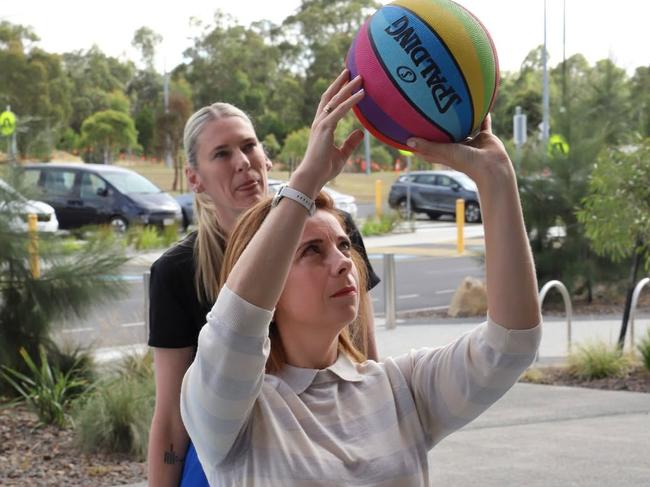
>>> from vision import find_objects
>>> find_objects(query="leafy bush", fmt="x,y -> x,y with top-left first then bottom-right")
361,213 -> 399,237
637,328 -> 650,371
127,225 -> 163,250
73,350 -> 155,459
161,223 -> 180,248
568,341 -> 630,380
0,346 -> 93,427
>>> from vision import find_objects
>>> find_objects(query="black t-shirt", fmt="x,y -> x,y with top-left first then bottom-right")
148,212 -> 380,349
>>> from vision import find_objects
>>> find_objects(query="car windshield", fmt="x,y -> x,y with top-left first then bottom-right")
101,171 -> 161,194
453,173 -> 478,191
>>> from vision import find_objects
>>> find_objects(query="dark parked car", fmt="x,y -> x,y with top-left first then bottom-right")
388,170 -> 481,223
21,163 -> 182,231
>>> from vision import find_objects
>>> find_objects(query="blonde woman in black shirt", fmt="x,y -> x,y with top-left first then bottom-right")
147,76 -> 379,487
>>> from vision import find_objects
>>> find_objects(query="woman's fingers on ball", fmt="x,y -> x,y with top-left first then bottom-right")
326,86 -> 365,121
322,75 -> 363,118
318,69 -> 351,114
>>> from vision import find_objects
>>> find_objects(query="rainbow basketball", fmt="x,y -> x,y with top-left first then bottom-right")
346,0 -> 499,150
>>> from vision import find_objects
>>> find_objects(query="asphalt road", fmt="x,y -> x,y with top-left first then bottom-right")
52,252 -> 484,350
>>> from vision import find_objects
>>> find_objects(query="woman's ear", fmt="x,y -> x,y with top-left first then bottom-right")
186,166 -> 205,193
265,157 -> 273,171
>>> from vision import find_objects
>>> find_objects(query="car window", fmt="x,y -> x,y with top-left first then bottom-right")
414,174 -> 436,185
101,171 -> 160,194
80,173 -> 108,200
22,169 -> 41,190
43,170 -> 77,196
397,175 -> 414,183
436,175 -> 456,188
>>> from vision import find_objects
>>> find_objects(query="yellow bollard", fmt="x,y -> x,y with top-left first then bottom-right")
456,199 -> 465,255
27,213 -> 41,278
375,179 -> 383,218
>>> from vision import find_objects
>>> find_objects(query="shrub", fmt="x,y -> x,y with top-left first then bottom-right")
567,341 -> 630,380
127,225 -> 164,250
114,349 -> 154,381
637,328 -> 650,371
73,350 -> 155,459
0,346 -> 93,427
361,213 -> 399,236
161,223 -> 180,248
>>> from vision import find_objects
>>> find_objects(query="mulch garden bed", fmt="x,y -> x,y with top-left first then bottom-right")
0,403 -> 145,487
521,364 -> 650,393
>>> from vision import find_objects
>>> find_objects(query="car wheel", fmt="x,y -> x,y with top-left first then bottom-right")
426,211 -> 441,220
397,199 -> 416,219
464,202 -> 481,223
109,216 -> 128,233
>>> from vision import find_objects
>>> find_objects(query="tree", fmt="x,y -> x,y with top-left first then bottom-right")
154,90 -> 192,190
280,0 -> 379,124
181,12 -> 282,117
629,66 -> 650,138
278,126 -> 310,171
0,173 -> 127,393
0,22 -> 73,159
80,110 -> 138,164
131,26 -> 162,71
62,47 -> 135,132
578,140 -> 650,270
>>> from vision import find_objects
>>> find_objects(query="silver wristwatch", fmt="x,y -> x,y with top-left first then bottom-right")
271,185 -> 316,216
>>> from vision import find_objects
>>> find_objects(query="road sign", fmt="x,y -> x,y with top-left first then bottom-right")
0,110 -> 16,136
547,134 -> 570,157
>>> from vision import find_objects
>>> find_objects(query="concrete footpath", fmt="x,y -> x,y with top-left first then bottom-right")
111,316 -> 650,487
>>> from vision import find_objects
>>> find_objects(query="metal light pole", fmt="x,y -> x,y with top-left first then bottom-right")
513,106 -> 527,171
163,71 -> 173,168
541,0 -> 550,145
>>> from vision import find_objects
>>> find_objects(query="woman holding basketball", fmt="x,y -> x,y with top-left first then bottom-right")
180,69 -> 541,485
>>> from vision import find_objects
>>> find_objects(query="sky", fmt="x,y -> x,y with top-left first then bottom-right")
3,0 -> 649,75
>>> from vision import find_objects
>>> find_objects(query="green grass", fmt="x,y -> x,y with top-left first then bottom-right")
568,341 -> 631,380
637,328 -> 650,371
361,212 -> 400,236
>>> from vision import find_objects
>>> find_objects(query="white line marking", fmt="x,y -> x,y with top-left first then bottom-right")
61,327 -> 93,333
435,289 -> 456,295
398,294 -> 419,300
121,321 -> 145,328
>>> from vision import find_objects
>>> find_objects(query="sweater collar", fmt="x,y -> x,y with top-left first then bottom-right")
276,353 -> 363,395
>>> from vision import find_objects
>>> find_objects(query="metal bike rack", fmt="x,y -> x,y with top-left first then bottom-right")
629,277 -> 650,351
539,280 -> 573,357
383,254 -> 397,330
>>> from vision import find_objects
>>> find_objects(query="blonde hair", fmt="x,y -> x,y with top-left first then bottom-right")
183,102 -> 255,303
220,192 -> 370,373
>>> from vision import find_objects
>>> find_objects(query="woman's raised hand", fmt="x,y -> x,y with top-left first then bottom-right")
406,115 -> 513,190
291,69 -> 365,197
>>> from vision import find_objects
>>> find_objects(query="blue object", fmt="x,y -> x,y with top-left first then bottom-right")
179,442 -> 209,487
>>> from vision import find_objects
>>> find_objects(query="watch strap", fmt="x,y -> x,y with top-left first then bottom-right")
271,185 -> 316,216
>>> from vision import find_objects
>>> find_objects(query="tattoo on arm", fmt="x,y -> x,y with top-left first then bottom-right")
163,443 -> 185,465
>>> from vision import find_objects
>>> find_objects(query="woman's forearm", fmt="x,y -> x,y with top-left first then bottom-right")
147,413 -> 190,487
479,166 -> 540,329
